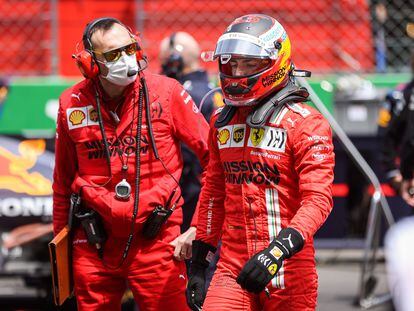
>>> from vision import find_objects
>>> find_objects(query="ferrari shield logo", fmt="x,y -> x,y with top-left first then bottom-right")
250,128 -> 265,147
268,263 -> 278,275
88,107 -> 99,123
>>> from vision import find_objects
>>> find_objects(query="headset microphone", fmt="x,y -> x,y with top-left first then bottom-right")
73,17 -> 147,79
128,69 -> 138,77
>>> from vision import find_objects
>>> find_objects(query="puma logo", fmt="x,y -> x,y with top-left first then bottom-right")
287,117 -> 297,127
282,234 -> 294,248
71,92 -> 81,102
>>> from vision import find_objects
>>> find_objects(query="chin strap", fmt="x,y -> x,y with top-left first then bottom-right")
214,82 -> 309,129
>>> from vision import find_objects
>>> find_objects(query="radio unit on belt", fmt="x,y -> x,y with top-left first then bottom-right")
142,189 -> 179,239
71,193 -> 107,257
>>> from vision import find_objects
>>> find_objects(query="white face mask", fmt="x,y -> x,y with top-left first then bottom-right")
102,53 -> 138,86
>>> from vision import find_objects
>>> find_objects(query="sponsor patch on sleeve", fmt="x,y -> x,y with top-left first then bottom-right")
67,105 -> 99,130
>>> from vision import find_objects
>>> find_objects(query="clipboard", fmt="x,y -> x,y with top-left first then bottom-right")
48,225 -> 73,306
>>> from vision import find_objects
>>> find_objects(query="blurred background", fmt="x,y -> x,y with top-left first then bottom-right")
0,0 -> 413,310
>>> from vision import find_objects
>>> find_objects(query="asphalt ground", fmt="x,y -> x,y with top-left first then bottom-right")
0,248 -> 394,310
316,249 -> 393,311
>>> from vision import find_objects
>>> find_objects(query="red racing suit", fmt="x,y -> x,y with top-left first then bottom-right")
53,73 -> 209,311
197,102 -> 334,310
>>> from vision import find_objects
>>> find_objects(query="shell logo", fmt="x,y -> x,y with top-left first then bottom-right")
69,109 -> 86,125
218,129 -> 230,145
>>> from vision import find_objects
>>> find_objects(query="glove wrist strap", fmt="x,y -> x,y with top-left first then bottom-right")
274,227 -> 304,258
191,240 -> 217,268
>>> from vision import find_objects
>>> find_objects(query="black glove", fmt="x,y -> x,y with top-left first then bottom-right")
236,227 -> 304,293
186,240 -> 216,311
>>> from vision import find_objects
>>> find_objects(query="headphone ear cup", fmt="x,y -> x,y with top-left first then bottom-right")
73,50 -> 100,79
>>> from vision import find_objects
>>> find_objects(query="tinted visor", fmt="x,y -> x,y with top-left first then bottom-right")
214,38 -> 270,59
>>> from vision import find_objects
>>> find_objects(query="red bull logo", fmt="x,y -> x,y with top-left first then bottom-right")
0,139 -> 52,195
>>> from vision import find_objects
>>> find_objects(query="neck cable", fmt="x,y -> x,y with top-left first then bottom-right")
92,80 -> 143,269
80,76 -> 181,268
141,77 -> 181,189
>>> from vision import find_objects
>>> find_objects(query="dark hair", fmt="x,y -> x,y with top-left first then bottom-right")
82,17 -> 123,50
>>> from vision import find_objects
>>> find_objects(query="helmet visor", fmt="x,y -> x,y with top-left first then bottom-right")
218,55 -> 272,78
214,38 -> 270,59
214,31 -> 277,58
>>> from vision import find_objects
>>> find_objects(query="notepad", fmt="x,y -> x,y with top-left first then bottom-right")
48,225 -> 73,306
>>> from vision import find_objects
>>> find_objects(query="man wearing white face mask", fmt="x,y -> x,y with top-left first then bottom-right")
93,36 -> 139,88
53,17 -> 209,310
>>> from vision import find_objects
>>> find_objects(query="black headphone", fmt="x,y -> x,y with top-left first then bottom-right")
161,32 -> 184,79
74,17 -> 145,79
75,19 -> 174,269
83,17 -> 127,51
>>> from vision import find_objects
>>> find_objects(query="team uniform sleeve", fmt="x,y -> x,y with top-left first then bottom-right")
194,120 -> 226,247
52,100 -> 78,235
169,82 -> 210,226
289,114 -> 335,241
170,82 -> 209,169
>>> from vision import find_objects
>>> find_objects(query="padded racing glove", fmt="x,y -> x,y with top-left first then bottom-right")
236,227 -> 304,293
186,240 -> 217,311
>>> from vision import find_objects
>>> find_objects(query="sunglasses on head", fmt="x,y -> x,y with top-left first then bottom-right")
94,41 -> 138,62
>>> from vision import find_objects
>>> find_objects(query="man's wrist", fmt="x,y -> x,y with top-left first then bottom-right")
273,227 -> 304,259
